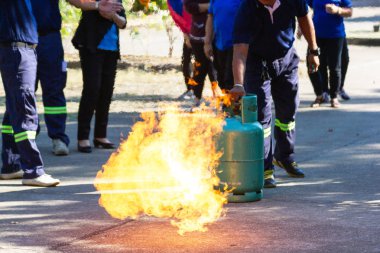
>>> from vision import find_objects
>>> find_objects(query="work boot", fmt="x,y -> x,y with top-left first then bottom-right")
264,169 -> 276,188
0,170 -> 23,180
52,139 -> 69,156
22,174 -> 60,187
273,158 -> 305,178
339,89 -> 350,100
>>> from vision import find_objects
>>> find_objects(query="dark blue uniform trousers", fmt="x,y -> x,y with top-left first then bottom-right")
36,31 -> 69,145
0,46 -> 45,179
244,47 -> 300,172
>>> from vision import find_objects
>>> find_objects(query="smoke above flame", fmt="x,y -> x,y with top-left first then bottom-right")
94,106 -> 228,235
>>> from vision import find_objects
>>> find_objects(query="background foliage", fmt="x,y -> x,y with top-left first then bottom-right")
60,0 -> 176,57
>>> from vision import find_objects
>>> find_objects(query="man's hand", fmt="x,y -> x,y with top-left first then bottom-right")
99,10 -> 116,21
99,0 -> 123,13
229,85 -> 246,102
325,4 -> 339,15
307,54 -> 320,73
184,34 -> 192,49
204,42 -> 213,60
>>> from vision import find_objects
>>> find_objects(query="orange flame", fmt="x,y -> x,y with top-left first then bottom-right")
94,106 -> 228,235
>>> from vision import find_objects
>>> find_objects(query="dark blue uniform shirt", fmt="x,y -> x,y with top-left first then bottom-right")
31,0 -> 62,35
0,0 -> 38,44
234,0 -> 308,60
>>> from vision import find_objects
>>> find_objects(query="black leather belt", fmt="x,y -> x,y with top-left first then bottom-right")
0,42 -> 37,49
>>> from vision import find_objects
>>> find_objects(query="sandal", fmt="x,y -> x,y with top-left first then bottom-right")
311,96 -> 323,108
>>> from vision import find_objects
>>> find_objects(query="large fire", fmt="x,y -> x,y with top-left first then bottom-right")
94,105 -> 228,235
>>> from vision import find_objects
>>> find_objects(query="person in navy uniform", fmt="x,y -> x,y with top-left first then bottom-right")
231,0 -> 320,188
31,0 -> 70,156
204,0 -> 243,92
0,0 -> 60,186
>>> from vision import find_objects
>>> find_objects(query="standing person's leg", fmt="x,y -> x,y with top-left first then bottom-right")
223,47 -> 234,91
318,38 -> 330,103
93,51 -> 118,149
77,49 -> 104,152
0,46 -> 59,186
178,40 -> 194,100
339,37 -> 350,100
271,47 -> 304,178
37,32 -> 69,155
326,38 -> 344,107
1,112 -> 22,178
182,41 -> 193,91
307,48 -> 325,107
190,41 -> 209,105
205,45 -> 221,97
244,57 -> 275,188
214,47 -> 234,91
213,47 -> 226,88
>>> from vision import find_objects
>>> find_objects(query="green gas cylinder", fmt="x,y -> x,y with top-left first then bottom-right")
217,95 -> 264,202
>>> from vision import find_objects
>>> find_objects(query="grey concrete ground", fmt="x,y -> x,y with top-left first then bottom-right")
1,42 -> 380,252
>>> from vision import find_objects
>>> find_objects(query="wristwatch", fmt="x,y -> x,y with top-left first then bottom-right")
95,1 -> 99,10
308,47 -> 321,56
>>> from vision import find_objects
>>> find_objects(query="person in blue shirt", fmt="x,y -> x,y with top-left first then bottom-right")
308,0 -> 352,108
70,0 -> 127,153
0,0 -> 60,186
31,0 -> 70,156
204,0 -> 243,91
184,0 -> 222,106
230,0 -> 320,188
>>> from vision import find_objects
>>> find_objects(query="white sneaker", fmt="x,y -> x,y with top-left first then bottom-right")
52,139 -> 69,156
22,174 -> 60,187
0,170 -> 23,180
178,90 -> 194,100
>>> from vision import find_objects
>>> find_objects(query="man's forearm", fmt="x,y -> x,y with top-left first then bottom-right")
204,15 -> 214,45
233,44 -> 249,85
198,3 -> 209,13
112,13 -> 127,29
298,13 -> 318,50
338,7 -> 353,18
67,0 -> 98,11
67,0 -> 123,12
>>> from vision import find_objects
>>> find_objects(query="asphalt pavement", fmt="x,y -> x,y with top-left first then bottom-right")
0,43 -> 379,253
2,0 -> 380,251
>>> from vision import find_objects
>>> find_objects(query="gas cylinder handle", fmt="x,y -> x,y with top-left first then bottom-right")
242,94 -> 258,124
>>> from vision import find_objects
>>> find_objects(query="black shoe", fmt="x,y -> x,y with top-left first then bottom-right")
273,158 -> 305,178
339,89 -> 350,100
77,144 -> 92,153
93,139 -> 115,149
264,178 -> 277,188
264,169 -> 276,188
